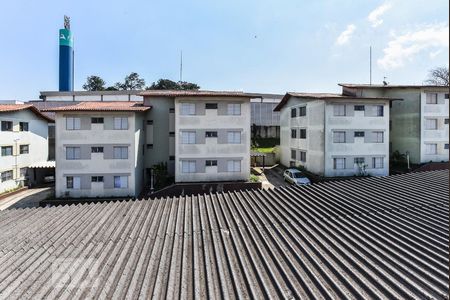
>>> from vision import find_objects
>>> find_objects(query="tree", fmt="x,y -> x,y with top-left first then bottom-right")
104,86 -> 118,91
146,78 -> 200,90
425,66 -> 449,86
114,72 -> 146,90
82,75 -> 106,91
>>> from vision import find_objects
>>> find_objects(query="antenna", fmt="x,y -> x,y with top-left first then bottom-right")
179,50 -> 183,82
369,46 -> 372,85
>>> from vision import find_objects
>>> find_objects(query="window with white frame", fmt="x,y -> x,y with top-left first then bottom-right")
333,104 -> 346,116
299,106 -> 306,116
291,108 -> 297,118
354,157 -> 365,164
1,121 -> 12,131
299,151 -> 306,162
66,117 -> 81,130
227,160 -> 241,172
113,117 -> 128,130
372,157 -> 383,169
205,131 -> 218,138
181,131 -> 196,144
113,146 -> 128,159
333,158 -> 346,169
333,131 -> 346,143
291,129 -> 297,139
227,103 -> 241,115
373,131 -> 384,143
227,131 -> 241,144
425,119 -> 438,130
91,176 -> 104,182
299,129 -> 306,139
291,149 -> 296,160
66,176 -> 80,189
66,147 -> 81,160
181,103 -> 196,115
426,93 -> 438,104
19,144 -> 29,154
445,144 -> 449,150
114,176 -> 128,188
376,105 -> 384,116
425,143 -> 437,155
1,170 -> 13,182
181,160 -> 196,173
1,146 -> 13,156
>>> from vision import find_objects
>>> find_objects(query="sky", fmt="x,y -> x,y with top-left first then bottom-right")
0,0 -> 448,100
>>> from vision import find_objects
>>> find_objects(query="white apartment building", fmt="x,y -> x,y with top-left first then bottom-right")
275,93 -> 391,177
44,102 -> 149,198
340,84 -> 449,164
141,90 -> 253,183
0,104 -> 52,194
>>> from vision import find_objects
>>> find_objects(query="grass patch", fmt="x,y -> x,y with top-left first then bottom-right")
253,147 -> 275,153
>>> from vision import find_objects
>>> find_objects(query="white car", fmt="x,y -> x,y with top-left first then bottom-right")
283,168 -> 311,186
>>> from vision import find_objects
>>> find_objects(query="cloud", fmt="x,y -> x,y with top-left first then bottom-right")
335,24 -> 356,46
368,2 -> 392,28
378,23 -> 449,69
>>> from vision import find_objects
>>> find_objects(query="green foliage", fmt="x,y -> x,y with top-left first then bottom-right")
146,79 -> 200,90
105,86 -> 118,91
249,174 -> 260,183
115,72 -> 146,90
82,75 -> 106,91
152,162 -> 174,190
391,150 -> 406,162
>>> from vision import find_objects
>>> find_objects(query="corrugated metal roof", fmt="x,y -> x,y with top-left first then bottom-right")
27,161 -> 55,168
0,170 -> 447,299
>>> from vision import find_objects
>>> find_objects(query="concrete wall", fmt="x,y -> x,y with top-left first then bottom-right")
55,111 -> 142,198
175,97 -> 251,182
0,110 -> 49,193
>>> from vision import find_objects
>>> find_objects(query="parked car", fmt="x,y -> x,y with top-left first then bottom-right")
283,168 -> 311,186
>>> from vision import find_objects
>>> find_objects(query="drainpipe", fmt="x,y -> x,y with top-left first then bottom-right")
406,151 -> 410,170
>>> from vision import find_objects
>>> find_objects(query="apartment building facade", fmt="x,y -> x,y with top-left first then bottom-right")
275,93 -> 391,177
0,104 -> 52,194
141,91 -> 253,183
340,84 -> 449,164
45,102 -> 149,198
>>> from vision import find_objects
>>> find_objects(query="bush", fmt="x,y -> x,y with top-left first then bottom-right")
249,174 -> 260,183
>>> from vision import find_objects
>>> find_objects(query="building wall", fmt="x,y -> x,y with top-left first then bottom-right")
175,97 -> 251,182
54,111 -> 141,198
42,93 -> 143,102
0,110 -> 49,193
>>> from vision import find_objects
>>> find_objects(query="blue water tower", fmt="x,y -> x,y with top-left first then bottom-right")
59,15 -> 73,91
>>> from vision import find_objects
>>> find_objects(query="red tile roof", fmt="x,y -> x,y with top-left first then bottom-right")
0,104 -> 54,122
40,101 -> 150,112
140,90 -> 257,98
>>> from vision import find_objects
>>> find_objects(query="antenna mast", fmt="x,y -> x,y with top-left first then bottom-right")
369,46 -> 372,85
179,50 -> 183,82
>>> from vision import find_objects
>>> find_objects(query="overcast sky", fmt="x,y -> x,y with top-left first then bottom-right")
0,0 -> 448,100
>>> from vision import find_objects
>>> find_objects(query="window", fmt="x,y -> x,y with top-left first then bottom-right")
299,129 -> 306,139
181,131 -> 196,144
147,120 -> 154,125
445,94 -> 449,99
354,131 -> 365,137
114,176 -> 128,188
147,144 -> 153,149
291,149 -> 296,160
426,93 -> 438,104
1,170 -> 13,182
291,129 -> 297,139
169,132 -> 175,137
376,105 -> 384,116
425,143 -> 437,155
19,145 -> 29,154
372,157 -> 384,169
181,103 -> 196,115
91,147 -> 104,153
354,157 -> 365,164
113,146 -> 128,159
425,119 -> 438,130
19,122 -> 28,131
113,117 -> 128,130
169,155 -> 175,161
227,103 -> 241,115
354,105 -> 365,111
227,131 -> 241,144
181,160 -> 196,173
66,117 -> 81,130
1,146 -> 13,156
20,167 -> 27,177
373,131 -> 384,143
445,144 -> 449,150
333,158 -> 346,169
333,131 -> 346,143
205,131 -> 218,138
91,117 -> 104,124
389,120 -> 392,130
299,106 -> 306,116
169,108 -> 175,113
205,103 -> 218,109
91,176 -> 104,182
205,160 -> 217,166
66,176 -> 80,189
227,160 -> 241,172
445,119 -> 449,124
333,104 -> 346,116
299,151 -> 306,162
1,121 -> 13,131
66,147 -> 81,160
291,108 -> 297,118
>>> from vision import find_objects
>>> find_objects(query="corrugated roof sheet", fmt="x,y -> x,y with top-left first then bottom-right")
339,83 -> 449,89
0,170 -> 447,299
0,104 -> 54,122
27,161 -> 55,168
40,101 -> 150,112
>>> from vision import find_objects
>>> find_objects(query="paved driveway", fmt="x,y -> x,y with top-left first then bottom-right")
0,187 -> 54,210
260,166 -> 291,189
